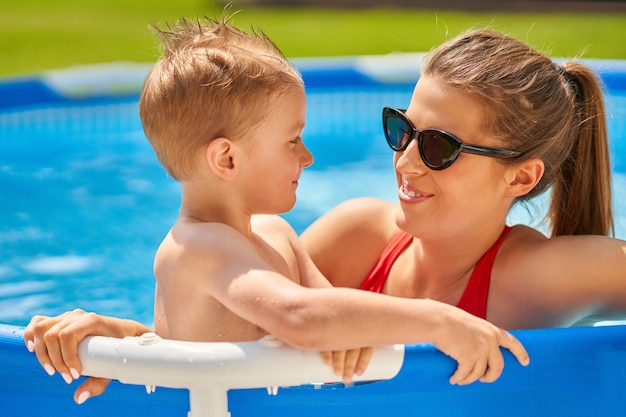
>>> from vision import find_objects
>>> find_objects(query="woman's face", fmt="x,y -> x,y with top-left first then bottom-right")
393,76 -> 515,240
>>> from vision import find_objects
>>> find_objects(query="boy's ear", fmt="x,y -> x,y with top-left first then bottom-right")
205,137 -> 236,180
505,158 -> 545,197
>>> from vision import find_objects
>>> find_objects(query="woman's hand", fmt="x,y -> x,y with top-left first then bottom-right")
434,307 -> 530,385
24,309 -> 152,404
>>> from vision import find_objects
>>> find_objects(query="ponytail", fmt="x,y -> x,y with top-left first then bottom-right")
548,63 -> 614,237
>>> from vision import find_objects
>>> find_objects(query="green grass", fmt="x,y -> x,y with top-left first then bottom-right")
1,1 -> 626,77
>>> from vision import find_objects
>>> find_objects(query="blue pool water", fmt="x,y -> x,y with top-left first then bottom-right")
1,58 -> 625,327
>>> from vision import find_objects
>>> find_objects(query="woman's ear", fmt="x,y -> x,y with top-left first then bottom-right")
204,138 -> 237,181
505,158 -> 545,198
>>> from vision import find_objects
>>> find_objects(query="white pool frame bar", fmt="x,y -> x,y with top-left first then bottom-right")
78,333 -> 404,417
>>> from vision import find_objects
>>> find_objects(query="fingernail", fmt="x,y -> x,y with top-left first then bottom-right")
61,372 -> 73,384
26,340 -> 35,352
43,363 -> 56,376
76,391 -> 91,405
70,368 -> 81,379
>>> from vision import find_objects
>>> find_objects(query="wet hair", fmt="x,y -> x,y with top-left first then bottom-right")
139,15 -> 303,181
422,29 -> 613,237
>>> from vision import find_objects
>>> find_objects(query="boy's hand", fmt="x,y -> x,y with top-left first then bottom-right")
24,309 -> 151,404
320,347 -> 375,384
435,310 -> 530,385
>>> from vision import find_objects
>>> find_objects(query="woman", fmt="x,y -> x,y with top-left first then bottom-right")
301,28 -> 626,330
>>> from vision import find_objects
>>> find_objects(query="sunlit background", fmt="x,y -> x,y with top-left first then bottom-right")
1,0 -> 626,76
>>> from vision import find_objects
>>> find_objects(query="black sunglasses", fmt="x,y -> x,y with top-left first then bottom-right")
382,107 -> 523,170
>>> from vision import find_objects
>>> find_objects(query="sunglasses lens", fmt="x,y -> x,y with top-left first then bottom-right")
383,108 -> 464,170
384,110 -> 409,150
421,132 -> 460,169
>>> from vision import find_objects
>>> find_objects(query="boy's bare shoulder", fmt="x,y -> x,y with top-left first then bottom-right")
250,215 -> 299,244
251,214 -> 294,233
156,220 -> 257,271
156,216 -> 299,284
251,215 -> 302,277
175,220 -> 249,247
168,215 -> 294,246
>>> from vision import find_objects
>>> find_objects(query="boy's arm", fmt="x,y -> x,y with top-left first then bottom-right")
278,216 -> 377,381
194,223 -> 529,384
252,215 -> 374,382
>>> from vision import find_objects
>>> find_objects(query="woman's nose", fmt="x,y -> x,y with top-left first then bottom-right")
394,137 -> 426,173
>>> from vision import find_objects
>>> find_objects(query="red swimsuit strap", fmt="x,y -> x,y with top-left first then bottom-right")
359,231 -> 413,293
456,226 -> 512,319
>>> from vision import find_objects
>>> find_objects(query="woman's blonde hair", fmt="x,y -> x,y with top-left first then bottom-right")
422,29 -> 613,236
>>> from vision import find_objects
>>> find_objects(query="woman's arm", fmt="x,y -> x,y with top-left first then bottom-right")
491,226 -> 626,328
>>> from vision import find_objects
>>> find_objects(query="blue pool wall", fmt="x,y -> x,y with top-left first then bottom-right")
3,323 -> 626,417
1,54 -> 625,110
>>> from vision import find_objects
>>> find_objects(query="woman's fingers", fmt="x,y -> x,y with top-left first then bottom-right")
499,329 -> 530,366
26,314 -> 65,378
24,309 -> 100,384
450,329 -> 528,385
73,377 -> 112,404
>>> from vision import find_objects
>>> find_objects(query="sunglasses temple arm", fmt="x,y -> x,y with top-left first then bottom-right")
461,144 -> 523,158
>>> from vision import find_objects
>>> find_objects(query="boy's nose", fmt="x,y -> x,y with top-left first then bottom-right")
301,146 -> 314,168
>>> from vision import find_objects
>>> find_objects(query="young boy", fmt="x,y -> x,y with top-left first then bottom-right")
25,16 -> 529,405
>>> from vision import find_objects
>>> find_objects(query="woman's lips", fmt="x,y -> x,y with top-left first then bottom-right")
399,179 -> 433,202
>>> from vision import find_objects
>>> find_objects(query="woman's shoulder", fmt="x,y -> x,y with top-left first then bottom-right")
497,224 -> 550,267
304,197 -> 398,242
493,223 -> 594,298
327,197 -> 396,226
506,224 -> 548,245
301,198 -> 400,287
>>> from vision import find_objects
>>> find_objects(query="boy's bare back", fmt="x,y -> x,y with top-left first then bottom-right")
153,215 -> 321,342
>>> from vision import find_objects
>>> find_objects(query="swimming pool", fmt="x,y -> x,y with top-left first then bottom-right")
0,56 -> 625,327
2,55 -> 626,417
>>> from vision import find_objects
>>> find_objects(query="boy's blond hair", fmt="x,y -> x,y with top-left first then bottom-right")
139,16 -> 304,181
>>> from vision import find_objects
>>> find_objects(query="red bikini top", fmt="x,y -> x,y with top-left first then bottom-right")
359,226 -> 512,319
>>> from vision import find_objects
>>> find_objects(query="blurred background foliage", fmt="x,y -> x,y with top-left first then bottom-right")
1,0 -> 625,76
